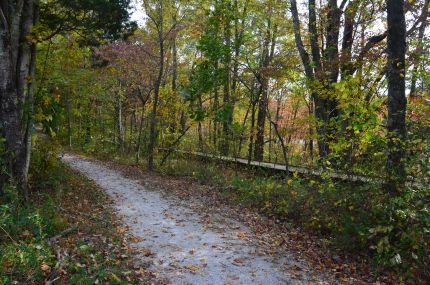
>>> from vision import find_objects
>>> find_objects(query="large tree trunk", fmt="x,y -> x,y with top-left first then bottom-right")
0,0 -> 36,200
316,0 -> 341,159
385,0 -> 407,195
0,2 -> 21,194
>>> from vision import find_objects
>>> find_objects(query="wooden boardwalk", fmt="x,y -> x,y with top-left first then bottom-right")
168,149 -> 425,188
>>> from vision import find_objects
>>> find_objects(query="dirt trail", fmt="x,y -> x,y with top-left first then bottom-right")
63,154 -> 328,285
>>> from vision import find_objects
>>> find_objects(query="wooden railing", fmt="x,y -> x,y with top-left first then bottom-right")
161,149 -> 426,189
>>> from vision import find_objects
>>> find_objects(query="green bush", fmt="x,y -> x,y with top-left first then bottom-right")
29,138 -> 65,192
194,163 -> 225,185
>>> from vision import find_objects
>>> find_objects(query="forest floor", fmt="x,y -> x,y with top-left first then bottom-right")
62,153 -> 400,285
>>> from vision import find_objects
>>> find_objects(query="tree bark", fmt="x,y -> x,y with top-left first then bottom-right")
290,0 -> 341,160
21,9 -> 37,201
248,100 -> 256,164
115,90 -> 124,153
221,2 -> 232,156
198,94 -> 203,150
340,1 -> 357,78
136,112 -> 145,163
254,20 -> 276,161
409,0 -> 429,98
147,0 -> 164,171
171,12 -> 179,133
385,0 -> 407,195
308,0 -> 321,75
0,0 -> 36,200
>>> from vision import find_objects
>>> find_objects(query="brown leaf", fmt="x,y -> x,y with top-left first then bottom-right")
40,263 -> 51,273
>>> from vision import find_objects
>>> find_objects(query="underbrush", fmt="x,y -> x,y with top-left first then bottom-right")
0,141 -> 64,284
0,140 -> 144,284
234,176 -> 429,280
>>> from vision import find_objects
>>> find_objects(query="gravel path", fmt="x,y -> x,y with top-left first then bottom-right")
63,154 -> 325,285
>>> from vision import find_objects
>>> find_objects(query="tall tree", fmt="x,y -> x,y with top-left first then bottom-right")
254,17 -> 277,161
385,0 -> 407,195
289,0 -> 388,161
144,0 -> 166,171
220,0 -> 232,156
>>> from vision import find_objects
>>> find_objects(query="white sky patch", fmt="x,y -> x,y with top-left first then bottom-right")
130,0 -> 146,26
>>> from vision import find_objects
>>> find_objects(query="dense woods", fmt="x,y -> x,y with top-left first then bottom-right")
1,0 -> 430,283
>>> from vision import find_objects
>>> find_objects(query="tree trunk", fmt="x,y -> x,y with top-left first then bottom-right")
409,0 -> 429,98
221,2 -> 232,156
254,19 -> 276,161
136,112 -> 145,163
172,14 -> 177,93
198,94 -> 203,150
254,86 -> 267,161
117,94 -> 124,152
147,0 -> 164,171
0,0 -> 37,200
308,97 -> 314,161
385,0 -> 407,195
248,101 -> 256,164
171,12 -> 179,133
0,2 -> 22,193
291,0 -> 342,161
21,23 -> 37,199
213,85 -> 219,147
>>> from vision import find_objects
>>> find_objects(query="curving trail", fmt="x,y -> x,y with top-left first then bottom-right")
63,154 -> 328,285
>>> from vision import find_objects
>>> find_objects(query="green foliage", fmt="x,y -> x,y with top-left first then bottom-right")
0,140 -> 66,284
194,164 -> 226,186
29,139 -> 64,191
39,0 -> 137,43
0,239 -> 55,285
324,76 -> 387,175
0,194 -> 58,284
